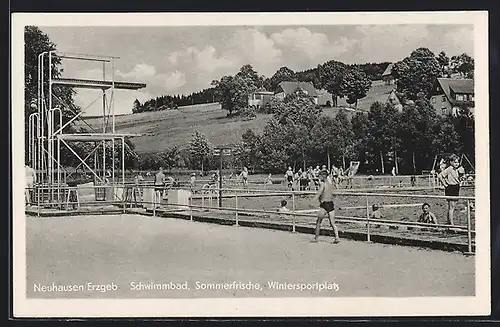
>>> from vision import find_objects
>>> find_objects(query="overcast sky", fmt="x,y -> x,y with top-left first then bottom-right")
39,25 -> 474,116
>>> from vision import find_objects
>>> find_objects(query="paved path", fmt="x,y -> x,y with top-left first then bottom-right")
26,214 -> 474,298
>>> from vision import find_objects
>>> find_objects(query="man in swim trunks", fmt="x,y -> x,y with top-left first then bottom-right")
154,167 -> 166,207
299,169 -> 309,191
437,154 -> 465,226
240,167 -> 249,188
285,167 -> 294,190
312,169 -> 340,244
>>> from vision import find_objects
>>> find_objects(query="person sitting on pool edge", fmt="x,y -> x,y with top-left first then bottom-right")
370,204 -> 383,228
277,199 -> 291,217
417,203 -> 438,225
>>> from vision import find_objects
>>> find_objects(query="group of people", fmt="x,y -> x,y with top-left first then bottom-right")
369,154 -> 469,227
284,164 -> 348,191
276,153 -> 469,245
208,167 -> 250,189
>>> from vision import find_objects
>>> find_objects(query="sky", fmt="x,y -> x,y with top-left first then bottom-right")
39,25 -> 474,116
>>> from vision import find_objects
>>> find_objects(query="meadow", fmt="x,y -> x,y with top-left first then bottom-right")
79,82 -> 396,153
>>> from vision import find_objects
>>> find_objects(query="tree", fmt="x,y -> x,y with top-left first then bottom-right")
452,104 -> 475,164
24,26 -> 81,162
398,98 -> 437,174
236,64 -> 264,88
350,111 -> 369,169
437,51 -> 451,77
365,102 -> 401,174
340,67 -> 372,107
450,53 -> 474,78
267,95 -> 322,170
273,94 -> 322,130
102,138 -> 140,171
188,131 -> 211,174
391,47 -> 441,101
261,96 -> 284,114
234,129 -> 262,171
132,99 -> 142,113
159,147 -> 182,169
431,116 -> 461,156
310,115 -> 339,168
317,60 -> 348,106
211,65 -> 261,116
264,66 -> 297,92
295,67 -> 322,89
354,62 -> 391,80
259,118 -> 294,171
334,110 -> 355,170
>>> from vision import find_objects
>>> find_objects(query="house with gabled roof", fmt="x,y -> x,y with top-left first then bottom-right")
387,90 -> 403,112
275,81 -> 319,104
248,81 -> 333,108
429,78 -> 474,116
382,63 -> 394,85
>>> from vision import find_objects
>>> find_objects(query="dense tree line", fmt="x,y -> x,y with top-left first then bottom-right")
231,93 -> 475,175
138,90 -> 474,176
132,87 -> 219,113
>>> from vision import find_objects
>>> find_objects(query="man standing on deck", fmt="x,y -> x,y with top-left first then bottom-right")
154,167 -> 166,208
25,161 -> 36,205
311,169 -> 340,244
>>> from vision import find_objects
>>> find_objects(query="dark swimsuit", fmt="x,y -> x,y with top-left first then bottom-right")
445,184 -> 460,197
320,201 -> 335,213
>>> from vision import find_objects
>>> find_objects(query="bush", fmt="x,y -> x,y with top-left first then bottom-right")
239,107 -> 257,120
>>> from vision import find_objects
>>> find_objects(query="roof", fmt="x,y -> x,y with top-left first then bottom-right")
251,90 -> 274,95
277,81 -> 318,96
436,78 -> 474,104
449,80 -> 474,94
387,90 -> 401,104
382,63 -> 393,77
316,89 -> 330,95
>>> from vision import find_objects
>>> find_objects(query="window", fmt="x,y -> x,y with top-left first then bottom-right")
471,95 -> 475,101
442,108 -> 449,115
431,97 -> 436,104
442,95 -> 447,102
456,94 -> 464,101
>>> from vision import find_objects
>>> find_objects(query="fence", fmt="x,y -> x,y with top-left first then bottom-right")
24,182 -> 476,254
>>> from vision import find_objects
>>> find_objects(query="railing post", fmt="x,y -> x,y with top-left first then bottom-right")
201,189 -> 205,211
189,194 -> 193,222
235,194 -> 239,227
466,199 -> 473,255
153,189 -> 156,217
37,186 -> 40,217
366,195 -> 371,243
122,186 -> 126,214
292,192 -> 296,233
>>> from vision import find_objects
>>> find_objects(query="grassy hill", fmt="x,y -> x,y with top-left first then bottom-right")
79,82 -> 395,153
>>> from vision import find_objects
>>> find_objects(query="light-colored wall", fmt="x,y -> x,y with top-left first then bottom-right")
430,94 -> 453,115
275,92 -> 285,101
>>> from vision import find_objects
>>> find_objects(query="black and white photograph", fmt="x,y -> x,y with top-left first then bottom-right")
12,12 -> 490,317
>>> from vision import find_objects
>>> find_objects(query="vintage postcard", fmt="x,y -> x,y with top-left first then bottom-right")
11,11 -> 490,317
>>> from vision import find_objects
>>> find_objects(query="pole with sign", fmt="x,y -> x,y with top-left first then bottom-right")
214,147 -> 232,208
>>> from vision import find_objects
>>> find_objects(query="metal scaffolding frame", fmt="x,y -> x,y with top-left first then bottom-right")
28,51 -> 146,203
